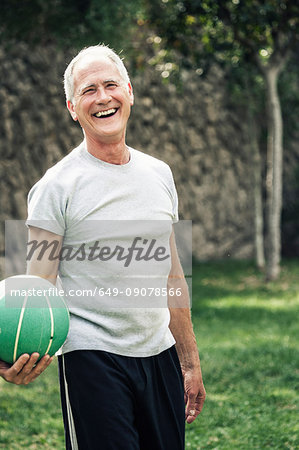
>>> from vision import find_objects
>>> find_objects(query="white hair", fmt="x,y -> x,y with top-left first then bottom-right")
64,44 -> 131,102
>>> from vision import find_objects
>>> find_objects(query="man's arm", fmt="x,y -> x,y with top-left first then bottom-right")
168,229 -> 206,424
0,226 -> 63,385
26,226 -> 62,284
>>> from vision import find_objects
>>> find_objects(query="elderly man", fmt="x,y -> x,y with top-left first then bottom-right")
0,45 -> 205,449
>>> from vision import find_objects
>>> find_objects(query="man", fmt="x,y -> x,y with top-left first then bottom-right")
0,45 -> 205,449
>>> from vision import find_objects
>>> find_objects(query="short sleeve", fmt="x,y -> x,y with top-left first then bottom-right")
172,186 -> 179,223
168,167 -> 179,223
26,174 -> 66,236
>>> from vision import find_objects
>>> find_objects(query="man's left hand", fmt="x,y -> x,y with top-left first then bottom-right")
183,367 -> 206,424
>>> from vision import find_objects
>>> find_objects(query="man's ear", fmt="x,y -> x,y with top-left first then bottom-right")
128,83 -> 134,106
67,100 -> 78,121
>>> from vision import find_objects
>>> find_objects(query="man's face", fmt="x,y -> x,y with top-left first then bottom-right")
67,55 -> 134,145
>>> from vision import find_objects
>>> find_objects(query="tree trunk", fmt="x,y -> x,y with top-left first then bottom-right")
247,102 -> 265,270
264,65 -> 283,281
252,125 -> 265,270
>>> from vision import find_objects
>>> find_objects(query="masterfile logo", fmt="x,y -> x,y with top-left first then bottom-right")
26,237 -> 170,267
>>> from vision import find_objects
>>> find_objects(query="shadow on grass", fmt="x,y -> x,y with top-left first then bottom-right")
191,259 -> 299,303
192,303 -> 299,327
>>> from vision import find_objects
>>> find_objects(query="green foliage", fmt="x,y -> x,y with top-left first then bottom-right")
143,0 -> 299,73
142,0 -> 226,74
0,0 -> 143,53
217,0 -> 299,47
1,0 -> 90,44
0,261 -> 298,448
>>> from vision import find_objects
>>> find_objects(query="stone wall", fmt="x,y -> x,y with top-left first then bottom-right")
127,67 -> 255,259
1,43 -> 297,265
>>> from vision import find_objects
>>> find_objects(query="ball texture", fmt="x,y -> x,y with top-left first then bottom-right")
0,275 -> 69,364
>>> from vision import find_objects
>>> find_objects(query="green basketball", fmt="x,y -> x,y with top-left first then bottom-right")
0,275 -> 69,364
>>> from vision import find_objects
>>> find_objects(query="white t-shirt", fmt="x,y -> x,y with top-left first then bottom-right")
27,141 -> 178,357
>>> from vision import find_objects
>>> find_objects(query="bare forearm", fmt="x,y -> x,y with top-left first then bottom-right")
169,306 -> 201,371
168,228 -> 206,421
169,304 -> 206,422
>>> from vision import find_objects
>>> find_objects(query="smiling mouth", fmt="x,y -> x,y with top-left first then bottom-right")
93,108 -> 118,118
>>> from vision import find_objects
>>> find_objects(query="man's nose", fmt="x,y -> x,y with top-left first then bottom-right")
95,87 -> 111,104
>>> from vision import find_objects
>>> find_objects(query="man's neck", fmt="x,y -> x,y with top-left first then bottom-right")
84,135 -> 130,165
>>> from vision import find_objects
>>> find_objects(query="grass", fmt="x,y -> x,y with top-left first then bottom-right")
187,259 -> 299,449
0,260 -> 298,449
0,361 -> 64,449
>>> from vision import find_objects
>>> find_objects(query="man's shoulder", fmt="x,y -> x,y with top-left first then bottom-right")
29,142 -> 84,196
39,144 -> 82,182
131,147 -> 171,173
45,142 -> 83,178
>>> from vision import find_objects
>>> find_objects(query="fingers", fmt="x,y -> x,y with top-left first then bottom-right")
186,410 -> 197,424
0,359 -> 13,374
185,403 -> 201,424
195,390 -> 206,415
185,389 -> 206,424
185,396 -> 200,424
1,353 -> 53,385
17,353 -> 39,375
0,354 -> 30,381
28,354 -> 53,383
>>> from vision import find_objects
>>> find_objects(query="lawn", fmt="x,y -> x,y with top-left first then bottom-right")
187,260 -> 299,449
0,260 -> 298,449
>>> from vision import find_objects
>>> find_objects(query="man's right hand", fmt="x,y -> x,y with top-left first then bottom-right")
0,353 -> 53,385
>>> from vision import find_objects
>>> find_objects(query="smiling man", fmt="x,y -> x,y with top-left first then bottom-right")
66,51 -> 134,160
0,45 -> 205,449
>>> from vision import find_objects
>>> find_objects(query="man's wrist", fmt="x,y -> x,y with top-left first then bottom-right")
175,345 -> 201,370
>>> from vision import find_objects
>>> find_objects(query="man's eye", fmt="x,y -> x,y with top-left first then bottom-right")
83,88 -> 95,94
107,83 -> 117,88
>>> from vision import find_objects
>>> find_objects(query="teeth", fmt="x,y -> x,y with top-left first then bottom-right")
94,108 -> 117,118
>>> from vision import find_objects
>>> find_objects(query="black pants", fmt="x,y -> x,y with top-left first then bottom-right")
58,347 -> 185,450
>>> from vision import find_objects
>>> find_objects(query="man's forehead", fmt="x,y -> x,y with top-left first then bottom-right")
73,55 -> 123,89
74,54 -> 119,77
